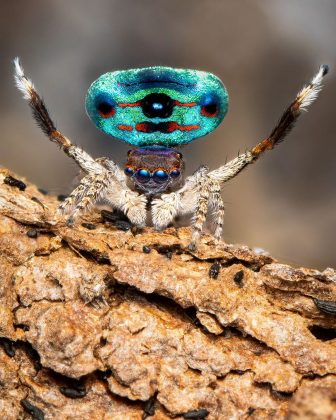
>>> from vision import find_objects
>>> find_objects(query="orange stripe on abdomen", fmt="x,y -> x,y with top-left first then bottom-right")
118,125 -> 133,131
118,102 -> 141,107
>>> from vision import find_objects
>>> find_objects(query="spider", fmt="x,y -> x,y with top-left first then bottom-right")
14,58 -> 328,248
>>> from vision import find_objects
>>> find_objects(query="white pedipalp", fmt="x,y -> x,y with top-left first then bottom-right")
151,166 -> 208,231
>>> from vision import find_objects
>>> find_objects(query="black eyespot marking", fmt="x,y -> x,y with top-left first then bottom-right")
97,101 -> 115,118
201,103 -> 218,117
200,93 -> 220,118
141,93 -> 174,118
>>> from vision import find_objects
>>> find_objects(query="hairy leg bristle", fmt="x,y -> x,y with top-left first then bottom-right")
13,57 -> 71,150
191,181 -> 211,247
249,64 -> 329,159
13,57 -> 34,100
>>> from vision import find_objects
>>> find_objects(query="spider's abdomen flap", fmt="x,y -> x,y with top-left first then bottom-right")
85,67 -> 228,147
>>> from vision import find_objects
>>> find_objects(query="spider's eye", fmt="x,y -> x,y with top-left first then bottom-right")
135,169 -> 151,183
153,169 -> 169,183
170,169 -> 180,178
124,167 -> 135,177
200,94 -> 219,118
97,101 -> 115,118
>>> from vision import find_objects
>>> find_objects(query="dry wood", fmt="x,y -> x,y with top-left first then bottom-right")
0,168 -> 335,419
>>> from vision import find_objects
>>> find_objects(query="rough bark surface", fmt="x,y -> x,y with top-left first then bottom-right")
0,168 -> 335,420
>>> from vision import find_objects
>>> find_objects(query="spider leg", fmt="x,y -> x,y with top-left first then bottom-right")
209,180 -> 225,241
152,165 -> 224,245
58,175 -> 93,216
59,172 -> 109,224
95,157 -> 125,183
57,169 -> 147,227
13,57 -> 119,177
189,179 -> 211,248
175,175 -> 224,244
209,64 -> 329,185
14,58 -> 146,225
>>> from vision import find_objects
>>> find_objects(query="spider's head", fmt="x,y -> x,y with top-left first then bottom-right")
124,146 -> 184,195
85,67 -> 228,147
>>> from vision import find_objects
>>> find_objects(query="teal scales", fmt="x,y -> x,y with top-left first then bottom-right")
85,67 -> 229,147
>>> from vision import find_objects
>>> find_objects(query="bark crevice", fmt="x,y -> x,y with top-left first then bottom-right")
0,168 -> 335,419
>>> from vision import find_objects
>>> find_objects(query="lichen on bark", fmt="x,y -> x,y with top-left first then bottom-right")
0,168 -> 335,419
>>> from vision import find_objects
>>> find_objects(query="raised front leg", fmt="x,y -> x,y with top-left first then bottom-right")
153,65 -> 329,247
208,64 -> 329,185
14,58 -> 147,226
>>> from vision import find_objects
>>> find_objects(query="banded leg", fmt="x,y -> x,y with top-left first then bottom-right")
209,180 -> 225,241
59,172 -> 110,224
190,180 -> 211,248
57,167 -> 147,227
58,176 -> 92,215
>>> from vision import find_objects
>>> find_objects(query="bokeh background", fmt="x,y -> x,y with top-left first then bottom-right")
1,0 -> 335,269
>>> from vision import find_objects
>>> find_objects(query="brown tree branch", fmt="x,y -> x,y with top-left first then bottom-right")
0,167 -> 335,419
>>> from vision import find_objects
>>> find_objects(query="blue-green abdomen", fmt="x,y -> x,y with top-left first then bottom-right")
85,67 -> 229,147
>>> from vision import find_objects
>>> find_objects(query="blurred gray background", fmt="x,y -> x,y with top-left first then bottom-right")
1,0 -> 335,269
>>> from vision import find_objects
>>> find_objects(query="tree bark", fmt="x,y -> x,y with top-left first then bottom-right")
0,167 -> 335,419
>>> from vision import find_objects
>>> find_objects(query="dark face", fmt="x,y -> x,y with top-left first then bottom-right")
124,147 -> 184,194
85,67 -> 229,147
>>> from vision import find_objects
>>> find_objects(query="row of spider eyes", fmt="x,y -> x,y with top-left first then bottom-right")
97,102 -> 219,118
124,167 -> 181,182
